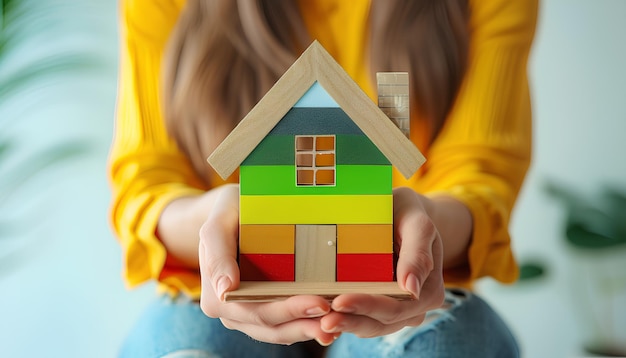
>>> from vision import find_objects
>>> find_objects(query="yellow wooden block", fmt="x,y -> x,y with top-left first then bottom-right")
337,224 -> 393,254
240,195 -> 392,224
240,224 -> 294,254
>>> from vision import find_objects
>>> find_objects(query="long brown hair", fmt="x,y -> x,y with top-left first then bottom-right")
162,0 -> 469,184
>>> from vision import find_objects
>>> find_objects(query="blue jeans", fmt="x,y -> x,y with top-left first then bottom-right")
119,289 -> 519,358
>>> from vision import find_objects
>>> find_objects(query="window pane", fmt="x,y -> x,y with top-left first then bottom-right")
316,136 -> 335,151
296,153 -> 313,167
296,136 -> 314,151
316,169 -> 335,185
315,153 -> 335,167
297,169 -> 314,185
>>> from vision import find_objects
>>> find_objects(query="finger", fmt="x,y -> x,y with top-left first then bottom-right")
330,293 -> 422,325
320,311 -> 426,338
219,295 -> 331,327
395,210 -> 438,299
415,237 -> 446,310
220,317 -> 338,346
199,186 -> 240,309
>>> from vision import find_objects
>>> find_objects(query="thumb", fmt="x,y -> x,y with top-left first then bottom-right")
199,228 -> 239,302
199,188 -> 240,304
395,214 -> 437,299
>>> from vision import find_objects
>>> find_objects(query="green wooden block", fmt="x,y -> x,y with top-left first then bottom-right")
242,135 -> 390,166
242,135 -> 294,166
336,135 -> 390,165
268,108 -> 363,135
240,165 -> 392,196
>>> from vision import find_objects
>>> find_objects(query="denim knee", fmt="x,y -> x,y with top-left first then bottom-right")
326,289 -> 519,358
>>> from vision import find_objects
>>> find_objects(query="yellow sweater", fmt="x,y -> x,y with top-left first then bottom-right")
109,0 -> 538,297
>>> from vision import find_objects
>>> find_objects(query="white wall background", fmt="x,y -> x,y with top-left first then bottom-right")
477,1 -> 626,357
0,0 -> 624,357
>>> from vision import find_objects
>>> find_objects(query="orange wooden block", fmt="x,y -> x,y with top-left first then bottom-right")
240,224 -> 294,254
337,224 -> 393,254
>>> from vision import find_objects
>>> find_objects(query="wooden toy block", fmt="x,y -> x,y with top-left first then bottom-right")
242,134 -> 391,166
335,136 -> 390,165
377,72 -> 410,138
239,224 -> 294,254
239,194 -> 393,225
240,165 -> 392,196
207,41 -> 426,300
224,282 -> 412,302
337,253 -> 393,282
241,135 -> 294,166
239,253 -> 294,281
208,42 -> 424,180
271,108 -> 362,135
295,225 -> 336,282
337,224 -> 393,254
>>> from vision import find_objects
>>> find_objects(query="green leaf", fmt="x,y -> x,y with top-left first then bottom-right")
518,261 -> 547,281
566,223 -> 626,249
546,179 -> 626,250
0,54 -> 104,102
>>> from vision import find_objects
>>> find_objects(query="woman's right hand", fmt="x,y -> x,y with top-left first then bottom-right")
198,184 -> 339,345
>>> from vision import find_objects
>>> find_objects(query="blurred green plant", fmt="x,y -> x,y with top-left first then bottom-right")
1,0 -> 103,100
545,182 -> 626,250
1,0 -> 102,270
517,182 -> 626,283
545,181 -> 626,356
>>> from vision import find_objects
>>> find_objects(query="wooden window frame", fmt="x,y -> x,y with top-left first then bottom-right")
295,135 -> 336,186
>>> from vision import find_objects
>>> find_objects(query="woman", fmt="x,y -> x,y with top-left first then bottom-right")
109,0 -> 538,356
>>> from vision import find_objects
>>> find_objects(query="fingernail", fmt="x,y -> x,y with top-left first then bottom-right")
322,322 -> 342,333
305,306 -> 327,317
406,273 -> 421,299
216,276 -> 232,301
336,305 -> 355,314
315,338 -> 333,347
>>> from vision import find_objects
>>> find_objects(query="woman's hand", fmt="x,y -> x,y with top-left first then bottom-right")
319,187 -> 446,337
198,184 -> 339,345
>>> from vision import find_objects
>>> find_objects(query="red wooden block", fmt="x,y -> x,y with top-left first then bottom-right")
239,254 -> 295,281
336,253 -> 393,282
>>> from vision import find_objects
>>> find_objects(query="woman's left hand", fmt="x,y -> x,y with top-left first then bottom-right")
320,187 -> 446,337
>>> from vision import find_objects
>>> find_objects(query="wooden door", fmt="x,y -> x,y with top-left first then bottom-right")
295,225 -> 336,282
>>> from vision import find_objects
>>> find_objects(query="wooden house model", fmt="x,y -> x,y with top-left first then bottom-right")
208,41 -> 425,301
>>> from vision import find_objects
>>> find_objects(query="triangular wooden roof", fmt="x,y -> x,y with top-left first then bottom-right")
208,41 -> 425,179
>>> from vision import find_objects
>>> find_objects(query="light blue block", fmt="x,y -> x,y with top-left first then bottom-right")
293,81 -> 339,108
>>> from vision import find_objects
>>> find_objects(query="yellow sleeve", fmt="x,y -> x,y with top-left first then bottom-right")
413,0 -> 539,287
108,0 -> 205,295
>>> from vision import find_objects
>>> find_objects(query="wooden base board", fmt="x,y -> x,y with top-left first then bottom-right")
224,281 -> 413,302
